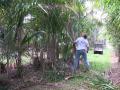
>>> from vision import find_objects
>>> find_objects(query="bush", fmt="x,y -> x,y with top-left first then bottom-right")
44,70 -> 65,82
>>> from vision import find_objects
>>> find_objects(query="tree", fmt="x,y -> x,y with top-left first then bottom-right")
0,0 -> 95,77
103,0 -> 120,62
0,0 -> 36,77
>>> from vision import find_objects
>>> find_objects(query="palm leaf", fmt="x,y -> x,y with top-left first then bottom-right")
21,31 -> 45,46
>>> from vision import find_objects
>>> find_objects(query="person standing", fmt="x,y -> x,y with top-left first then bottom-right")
73,34 -> 90,72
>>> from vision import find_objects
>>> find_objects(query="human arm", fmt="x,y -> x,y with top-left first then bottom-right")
72,41 -> 76,53
72,38 -> 79,53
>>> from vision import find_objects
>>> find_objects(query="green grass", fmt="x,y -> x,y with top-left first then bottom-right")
88,48 -> 111,72
67,71 -> 118,90
43,47 -> 116,89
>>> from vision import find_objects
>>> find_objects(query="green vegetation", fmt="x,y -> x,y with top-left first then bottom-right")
68,71 -> 118,90
103,0 -> 120,61
44,48 -> 112,82
44,70 -> 65,82
88,48 -> 111,72
0,0 -> 120,89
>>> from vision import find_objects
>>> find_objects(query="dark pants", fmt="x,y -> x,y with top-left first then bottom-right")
73,50 -> 90,72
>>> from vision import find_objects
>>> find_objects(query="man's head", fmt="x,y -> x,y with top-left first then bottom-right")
80,32 -> 87,39
83,34 -> 87,39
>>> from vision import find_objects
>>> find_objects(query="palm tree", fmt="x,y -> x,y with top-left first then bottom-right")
0,0 -> 94,77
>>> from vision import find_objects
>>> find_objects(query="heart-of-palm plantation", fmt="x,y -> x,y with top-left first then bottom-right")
0,0 -> 120,90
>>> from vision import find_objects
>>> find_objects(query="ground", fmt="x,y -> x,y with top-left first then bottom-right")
21,71 -> 99,90
22,81 -> 90,90
21,48 -> 120,90
9,66 -> 95,90
1,48 -> 120,90
107,63 -> 120,85
106,51 -> 120,85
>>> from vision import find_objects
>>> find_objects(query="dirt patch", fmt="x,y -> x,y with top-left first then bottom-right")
8,65 -> 83,90
106,63 -> 120,85
22,81 -> 90,90
106,51 -> 120,85
7,65 -> 46,90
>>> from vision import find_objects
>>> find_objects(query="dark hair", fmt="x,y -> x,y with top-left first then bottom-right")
83,34 -> 87,39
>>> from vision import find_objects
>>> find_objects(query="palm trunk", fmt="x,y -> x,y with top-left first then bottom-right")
16,26 -> 23,78
47,35 -> 56,61
6,56 -> 10,75
56,41 -> 59,60
46,34 -> 56,69
16,52 -> 22,78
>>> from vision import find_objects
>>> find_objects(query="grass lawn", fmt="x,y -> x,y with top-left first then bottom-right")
88,48 -> 111,72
